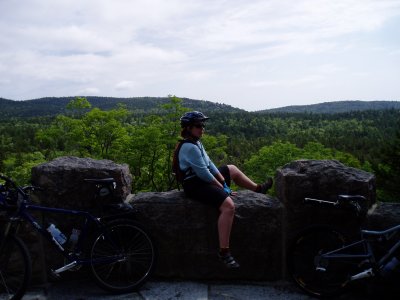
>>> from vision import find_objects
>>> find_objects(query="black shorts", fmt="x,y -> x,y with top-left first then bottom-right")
182,165 -> 231,209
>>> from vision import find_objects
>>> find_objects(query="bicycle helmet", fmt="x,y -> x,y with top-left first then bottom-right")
180,111 -> 210,128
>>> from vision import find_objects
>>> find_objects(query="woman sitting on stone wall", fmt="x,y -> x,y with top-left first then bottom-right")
174,111 -> 273,268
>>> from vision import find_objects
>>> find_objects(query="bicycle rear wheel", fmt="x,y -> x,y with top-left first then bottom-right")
287,226 -> 351,298
90,219 -> 156,293
0,235 -> 31,300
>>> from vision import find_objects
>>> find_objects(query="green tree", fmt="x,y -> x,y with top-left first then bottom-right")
159,95 -> 190,189
122,96 -> 190,192
244,141 -> 302,184
66,96 -> 92,117
80,107 -> 129,158
36,123 -> 67,159
37,103 -> 130,159
244,141 -> 365,186
378,121 -> 400,201
2,152 -> 46,184
124,120 -> 166,192
202,134 -> 229,166
0,134 -> 12,170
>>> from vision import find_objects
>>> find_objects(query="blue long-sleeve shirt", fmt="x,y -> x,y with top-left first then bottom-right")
178,141 -> 219,182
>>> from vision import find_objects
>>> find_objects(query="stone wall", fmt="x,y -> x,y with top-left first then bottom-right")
31,156 -> 132,210
26,157 -> 400,283
276,160 -> 375,240
129,190 -> 283,280
27,156 -> 132,283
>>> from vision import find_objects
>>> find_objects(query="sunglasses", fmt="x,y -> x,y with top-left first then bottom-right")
193,123 -> 206,129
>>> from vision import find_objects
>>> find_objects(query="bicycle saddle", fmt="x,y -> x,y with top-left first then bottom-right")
338,195 -> 366,202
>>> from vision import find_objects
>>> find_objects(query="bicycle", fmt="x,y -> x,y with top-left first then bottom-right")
0,174 -> 156,300
287,194 -> 400,298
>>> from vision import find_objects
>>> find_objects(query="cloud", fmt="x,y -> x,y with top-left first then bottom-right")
115,81 -> 136,91
389,49 -> 400,55
0,0 -> 399,109
248,75 -> 324,88
77,87 -> 101,95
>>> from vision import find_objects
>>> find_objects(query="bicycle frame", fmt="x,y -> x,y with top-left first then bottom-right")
317,224 -> 400,281
4,197 -> 112,273
1,174 -> 156,298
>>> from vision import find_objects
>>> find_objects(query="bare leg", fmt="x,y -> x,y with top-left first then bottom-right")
227,164 -> 258,191
218,197 -> 235,248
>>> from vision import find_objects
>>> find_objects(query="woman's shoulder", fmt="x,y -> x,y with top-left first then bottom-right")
180,141 -> 201,152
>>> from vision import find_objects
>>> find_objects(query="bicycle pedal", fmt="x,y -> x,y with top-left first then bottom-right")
53,261 -> 78,273
350,268 -> 375,281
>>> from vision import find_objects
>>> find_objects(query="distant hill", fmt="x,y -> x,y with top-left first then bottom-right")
0,96 -> 244,119
258,100 -> 400,114
1,97 -> 399,120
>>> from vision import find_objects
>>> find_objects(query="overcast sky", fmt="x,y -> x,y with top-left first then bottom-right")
1,0 -> 400,111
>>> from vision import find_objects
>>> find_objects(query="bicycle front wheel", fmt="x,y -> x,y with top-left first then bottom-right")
287,226 -> 351,298
90,219 -> 156,293
0,235 -> 31,300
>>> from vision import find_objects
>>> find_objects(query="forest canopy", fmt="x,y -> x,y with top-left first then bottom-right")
1,96 -> 399,202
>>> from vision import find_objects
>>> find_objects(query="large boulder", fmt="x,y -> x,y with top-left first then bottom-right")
128,190 -> 284,280
31,156 -> 132,210
366,202 -> 400,230
275,160 -> 376,238
29,156 -> 132,279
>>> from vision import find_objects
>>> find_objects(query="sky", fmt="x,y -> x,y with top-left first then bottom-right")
1,0 -> 400,111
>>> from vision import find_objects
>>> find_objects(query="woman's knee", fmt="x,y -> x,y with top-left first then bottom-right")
227,164 -> 239,176
220,197 -> 235,214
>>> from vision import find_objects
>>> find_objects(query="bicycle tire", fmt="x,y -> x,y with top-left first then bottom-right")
0,235 -> 32,300
287,226 -> 352,298
90,219 -> 156,293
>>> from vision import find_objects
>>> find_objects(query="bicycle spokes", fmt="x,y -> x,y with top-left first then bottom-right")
0,236 -> 31,300
90,220 -> 155,293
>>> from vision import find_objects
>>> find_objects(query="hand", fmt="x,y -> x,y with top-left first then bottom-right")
223,182 -> 232,195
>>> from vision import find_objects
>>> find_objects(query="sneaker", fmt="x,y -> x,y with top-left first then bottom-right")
218,252 -> 240,269
257,177 -> 273,194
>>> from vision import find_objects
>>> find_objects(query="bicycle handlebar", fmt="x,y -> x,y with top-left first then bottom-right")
304,197 -> 340,206
0,174 -> 23,193
0,174 -> 29,211
304,195 -> 367,217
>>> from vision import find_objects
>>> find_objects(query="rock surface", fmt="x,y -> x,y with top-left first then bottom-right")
366,202 -> 400,230
275,160 -> 376,239
31,156 -> 132,209
128,190 -> 284,280
26,157 -> 396,286
29,156 -> 132,281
